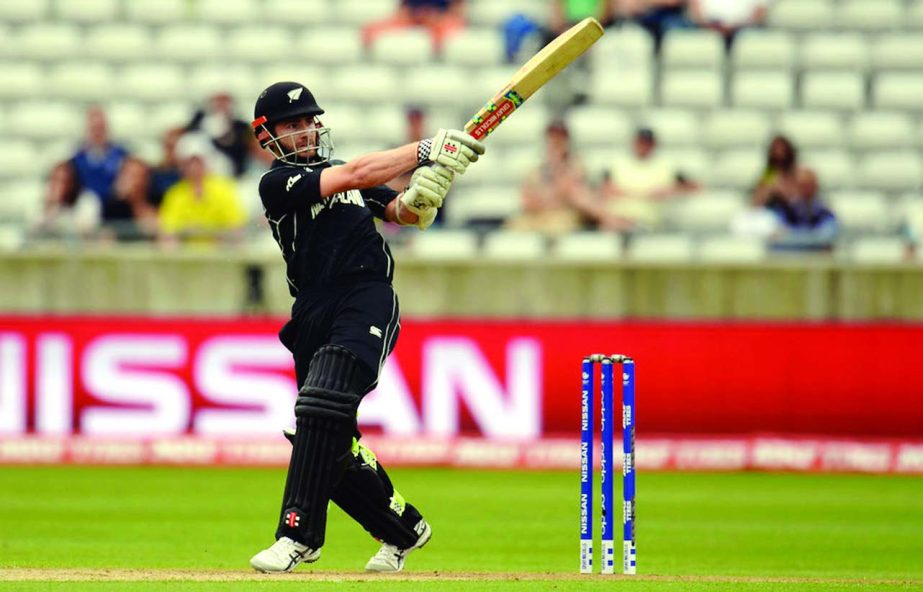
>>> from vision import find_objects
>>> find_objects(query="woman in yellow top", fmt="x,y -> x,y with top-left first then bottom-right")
158,134 -> 246,246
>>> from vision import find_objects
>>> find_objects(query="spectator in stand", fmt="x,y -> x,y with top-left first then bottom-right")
602,127 -> 699,230
688,0 -> 770,49
362,0 -> 466,53
767,168 -> 838,251
630,0 -> 693,48
550,0 -> 618,33
158,134 -> 247,248
751,135 -> 799,208
100,157 -> 159,241
509,120 -> 621,234
67,105 -> 129,211
149,127 -> 184,208
185,90 -> 253,178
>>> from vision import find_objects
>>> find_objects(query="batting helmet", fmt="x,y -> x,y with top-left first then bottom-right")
252,81 -> 333,165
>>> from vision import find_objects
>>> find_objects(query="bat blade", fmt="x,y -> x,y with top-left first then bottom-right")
464,17 -> 605,140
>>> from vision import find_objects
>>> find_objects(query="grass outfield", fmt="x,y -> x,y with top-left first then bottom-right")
1,467 -> 922,591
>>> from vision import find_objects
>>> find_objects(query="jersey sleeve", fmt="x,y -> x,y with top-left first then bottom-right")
259,167 -> 324,216
360,184 -> 399,220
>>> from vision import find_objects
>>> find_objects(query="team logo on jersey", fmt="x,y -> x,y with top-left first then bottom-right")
286,174 -> 302,192
287,88 -> 304,103
369,326 -> 383,338
309,190 -> 366,219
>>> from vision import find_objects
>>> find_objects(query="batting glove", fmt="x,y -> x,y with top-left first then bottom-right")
417,129 -> 486,175
397,164 -> 454,230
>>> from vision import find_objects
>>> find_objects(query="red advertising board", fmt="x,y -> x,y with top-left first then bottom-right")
1,316 -> 922,439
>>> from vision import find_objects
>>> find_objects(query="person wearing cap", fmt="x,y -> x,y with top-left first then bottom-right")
157,133 -> 246,247
602,126 -> 699,229
246,81 -> 484,575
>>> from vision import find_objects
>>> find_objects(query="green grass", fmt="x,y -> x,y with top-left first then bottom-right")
1,467 -> 922,591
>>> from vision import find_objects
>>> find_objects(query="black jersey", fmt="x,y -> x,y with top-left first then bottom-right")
259,159 -> 398,295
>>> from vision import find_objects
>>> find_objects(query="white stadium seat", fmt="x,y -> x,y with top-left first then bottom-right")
568,108 -> 633,150
0,63 -> 43,100
467,0 -> 545,28
115,64 -> 187,102
55,0 -> 119,23
156,25 -> 224,63
804,150 -> 856,190
801,71 -> 865,111
227,27 -> 296,65
733,30 -> 797,71
333,0 -> 399,26
874,74 -> 923,112
410,229 -> 479,261
553,232 -> 624,261
296,27 -> 364,66
105,102 -> 153,140
444,185 -> 519,227
326,65 -> 401,104
768,0 -> 836,31
661,30 -> 724,70
856,152 -> 923,193
731,71 -> 794,110
16,24 -> 81,61
910,2 -> 923,30
0,0 -> 49,22
667,191 -> 747,233
401,66 -> 472,108
48,62 -> 115,102
590,69 -> 653,108
592,25 -> 654,73
777,111 -> 844,149
187,64 -> 257,105
125,0 -> 186,25
0,179 -> 44,223
85,25 -> 154,62
362,106 -> 407,145
836,0 -> 903,32
197,0 -> 259,25
443,28 -> 505,67
659,148 -> 711,181
702,110 -> 771,150
482,231 -> 546,260
850,237 -> 908,263
9,102 -> 83,141
480,107 -> 549,148
661,69 -> 723,109
872,35 -> 923,71
800,33 -> 870,71
0,142 -> 35,180
317,104 -> 366,145
148,102 -> 195,139
640,110 -> 699,147
371,29 -> 433,66
628,234 -> 694,262
708,150 -> 764,190
262,0 -> 331,26
697,235 -> 767,263
257,65 -> 327,93
848,112 -> 916,151
827,190 -> 890,233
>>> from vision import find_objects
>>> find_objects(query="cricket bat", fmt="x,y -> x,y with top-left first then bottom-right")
464,18 -> 605,140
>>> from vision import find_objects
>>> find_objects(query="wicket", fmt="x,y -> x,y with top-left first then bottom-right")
580,354 -> 636,575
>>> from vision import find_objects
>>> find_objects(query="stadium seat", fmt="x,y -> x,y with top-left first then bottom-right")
708,150 -> 764,190
467,0 -> 545,28
410,229 -> 479,261
105,102 -> 152,141
55,0 -> 119,23
196,0 -> 258,25
697,235 -> 767,263
48,62 -> 114,102
155,25 -> 224,63
658,148 -> 711,182
148,102 -> 195,140
400,66 -> 472,108
361,106 -> 406,145
227,27 -> 296,65
800,33 -> 870,71
326,65 -> 402,104
9,102 -> 83,141
371,29 -> 434,66
316,104 -> 367,146
733,30 -> 798,71
0,0 -> 49,22
0,63 -> 43,100
872,35 -> 923,71
804,150 -> 856,190
125,0 -> 187,24
590,69 -> 653,108
0,179 -> 43,223
334,0 -> 400,26
702,110 -> 771,150
850,237 -> 907,263
115,64 -> 187,102
16,24 -> 82,61
482,107 -> 550,148
0,142 -> 35,181
297,27 -> 364,66
731,71 -> 794,110
856,152 -> 923,193
874,74 -> 923,112
848,112 -> 916,151
628,233 -> 694,262
827,190 -> 890,233
777,111 -> 844,149
568,107 -> 633,151
257,65 -> 327,92
639,109 -> 698,147
552,232 -> 624,261
768,0 -> 836,31
661,30 -> 724,70
444,185 -> 519,227
801,72 -> 866,111
85,25 -> 154,63
910,2 -> 923,30
660,69 -> 723,109
592,25 -> 654,73
187,64 -> 257,105
666,191 -> 746,233
442,28 -> 505,67
263,0 -> 332,26
836,0 -> 903,32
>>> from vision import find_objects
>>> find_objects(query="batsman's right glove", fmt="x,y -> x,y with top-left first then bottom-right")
397,164 -> 454,230
417,129 -> 486,175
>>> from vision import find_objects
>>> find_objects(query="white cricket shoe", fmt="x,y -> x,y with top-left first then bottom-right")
250,536 -> 320,573
364,519 -> 432,573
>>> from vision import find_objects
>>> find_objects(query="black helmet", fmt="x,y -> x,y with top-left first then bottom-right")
252,81 -> 333,164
